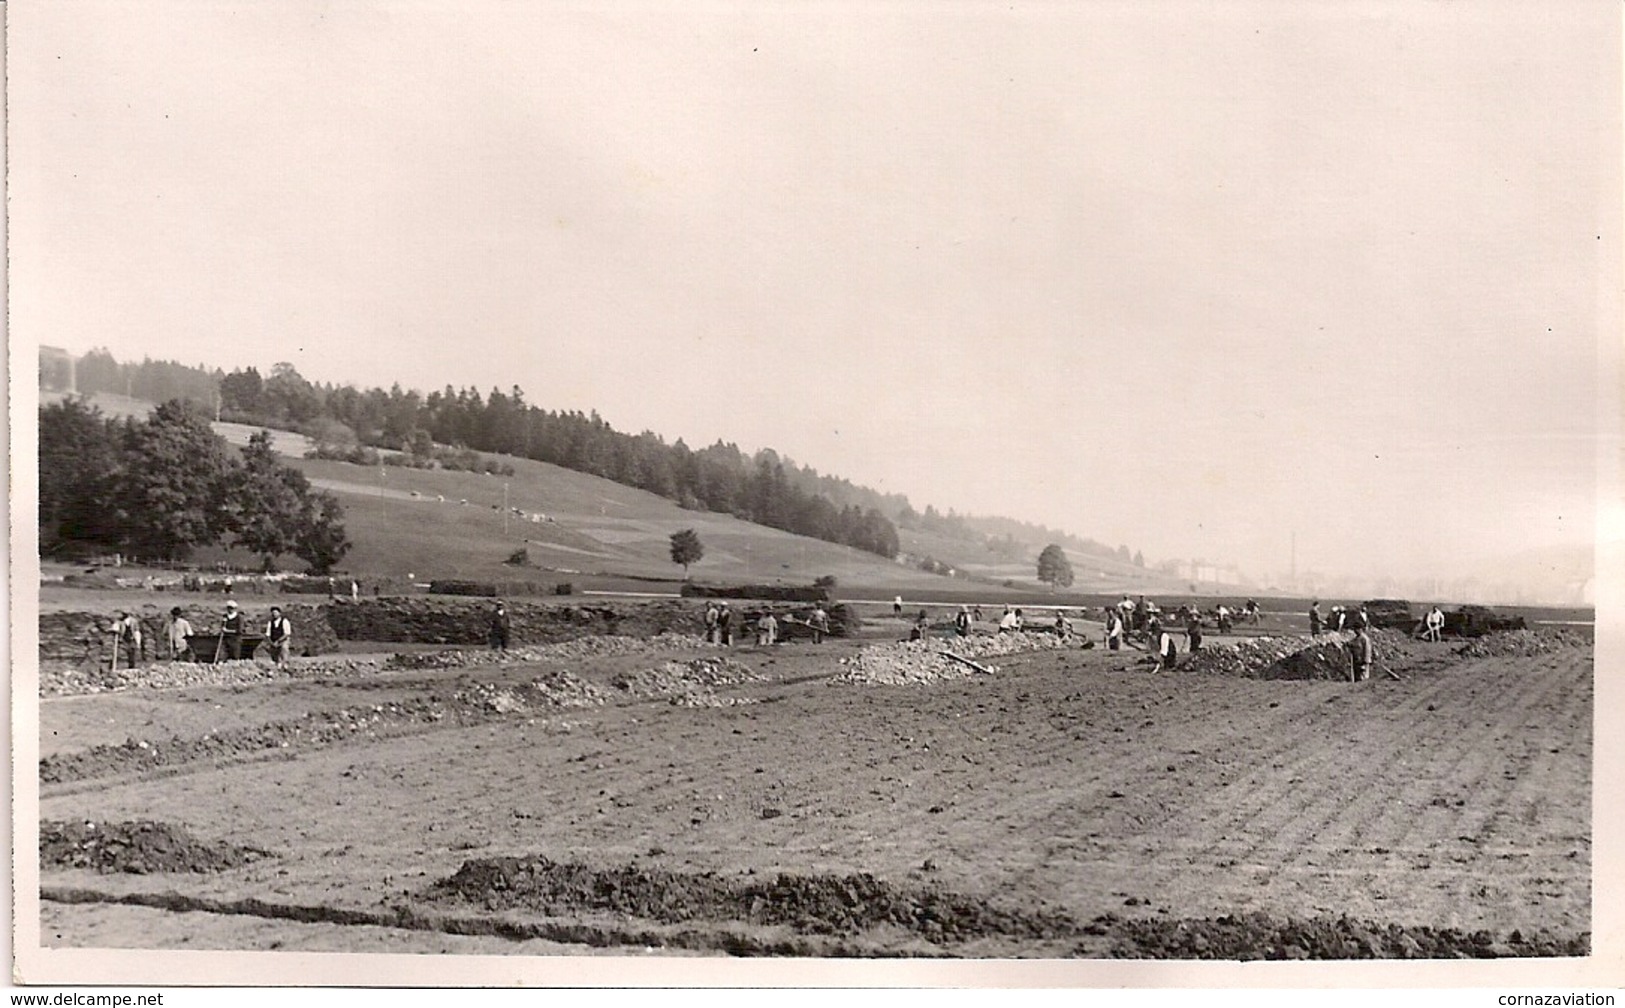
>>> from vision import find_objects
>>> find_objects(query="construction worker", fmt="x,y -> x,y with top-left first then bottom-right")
1053,610 -> 1071,641
972,606 -> 984,623
220,601 -> 245,660
810,604 -> 830,644
1332,606 -> 1347,632
953,606 -> 972,637
167,607 -> 195,662
998,607 -> 1018,634
1216,604 -> 1232,633
1156,625 -> 1179,671
1012,608 -> 1025,631
1133,596 -> 1150,634
1353,605 -> 1371,632
893,595 -> 904,617
1351,625 -> 1374,682
1245,599 -> 1261,624
1185,613 -> 1203,653
111,611 -> 142,669
703,603 -> 720,644
1424,605 -> 1445,643
717,602 -> 733,646
265,606 -> 293,666
757,611 -> 778,646
488,602 -> 511,651
1309,601 -> 1323,636
1104,606 -> 1124,650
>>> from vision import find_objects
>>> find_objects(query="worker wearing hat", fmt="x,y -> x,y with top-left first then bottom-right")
220,600 -> 245,661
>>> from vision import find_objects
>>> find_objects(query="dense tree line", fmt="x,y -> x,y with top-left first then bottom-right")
56,350 -> 902,559
47,349 -> 1159,567
39,397 -> 351,572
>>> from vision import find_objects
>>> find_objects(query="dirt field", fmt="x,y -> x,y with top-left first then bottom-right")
32,620 -> 1592,959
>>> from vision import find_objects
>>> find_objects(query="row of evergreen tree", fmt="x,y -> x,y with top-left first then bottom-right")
45,349 -> 1152,567
40,397 -> 351,572
50,350 -> 901,560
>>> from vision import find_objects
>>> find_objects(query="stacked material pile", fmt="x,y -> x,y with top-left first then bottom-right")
1456,628 -> 1589,659
610,656 -> 765,707
40,654 -> 387,698
830,632 -> 1072,686
1182,633 -> 1358,681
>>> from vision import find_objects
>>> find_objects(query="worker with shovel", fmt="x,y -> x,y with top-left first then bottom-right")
110,611 -> 142,669
219,601 -> 246,661
1350,625 -> 1374,682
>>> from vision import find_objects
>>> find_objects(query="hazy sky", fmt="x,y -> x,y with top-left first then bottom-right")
10,1 -> 1619,583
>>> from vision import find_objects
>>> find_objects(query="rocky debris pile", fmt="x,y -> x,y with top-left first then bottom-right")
456,673 -> 610,713
1457,628 -> 1590,659
42,677 -> 603,785
610,656 -> 765,707
383,633 -> 708,671
40,820 -> 273,874
1180,630 -> 1414,681
830,632 -> 1072,687
424,855 -> 1077,943
1086,911 -> 1588,959
40,654 -> 387,698
39,603 -> 338,665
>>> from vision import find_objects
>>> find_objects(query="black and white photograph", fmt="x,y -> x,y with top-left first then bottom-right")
9,0 -> 1622,991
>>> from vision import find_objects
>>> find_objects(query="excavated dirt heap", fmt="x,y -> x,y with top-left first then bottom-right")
1457,628 -> 1590,659
1087,911 -> 1588,960
609,656 -> 766,707
40,654 -> 388,698
384,633 -> 708,671
831,632 -> 1073,686
41,673 -> 606,785
40,820 -> 273,874
1181,630 -> 1414,681
424,855 -> 1077,943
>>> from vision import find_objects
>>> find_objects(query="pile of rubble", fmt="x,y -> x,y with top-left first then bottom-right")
1456,628 -> 1590,659
456,673 -> 610,713
40,820 -> 273,874
830,632 -> 1072,687
39,654 -> 388,698
610,656 -> 765,707
384,633 -> 708,671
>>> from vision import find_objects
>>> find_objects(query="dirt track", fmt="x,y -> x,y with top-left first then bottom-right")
35,627 -> 1591,958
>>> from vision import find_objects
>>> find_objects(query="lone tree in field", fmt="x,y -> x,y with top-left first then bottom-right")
669,528 -> 704,578
1037,543 -> 1075,589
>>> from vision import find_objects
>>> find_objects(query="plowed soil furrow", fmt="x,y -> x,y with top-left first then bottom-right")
35,631 -> 1592,954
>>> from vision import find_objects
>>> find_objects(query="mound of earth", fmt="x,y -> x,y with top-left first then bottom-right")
610,656 -> 766,707
831,632 -> 1072,686
40,820 -> 272,874
1182,630 -> 1415,681
40,654 -> 387,698
1456,629 -> 1590,659
423,855 -> 1077,943
1085,911 -> 1588,960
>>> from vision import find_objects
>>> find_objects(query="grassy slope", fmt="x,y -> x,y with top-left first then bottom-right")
286,455 -> 976,592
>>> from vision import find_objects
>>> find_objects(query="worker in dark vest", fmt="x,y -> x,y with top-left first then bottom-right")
220,601 -> 245,660
489,602 -> 511,651
111,611 -> 142,668
953,606 -> 972,638
265,606 -> 292,666
717,602 -> 733,646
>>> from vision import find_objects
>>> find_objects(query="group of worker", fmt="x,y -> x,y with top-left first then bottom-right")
697,601 -> 832,647
108,600 -> 294,668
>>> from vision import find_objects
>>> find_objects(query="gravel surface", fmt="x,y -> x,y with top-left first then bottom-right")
383,634 -> 710,670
